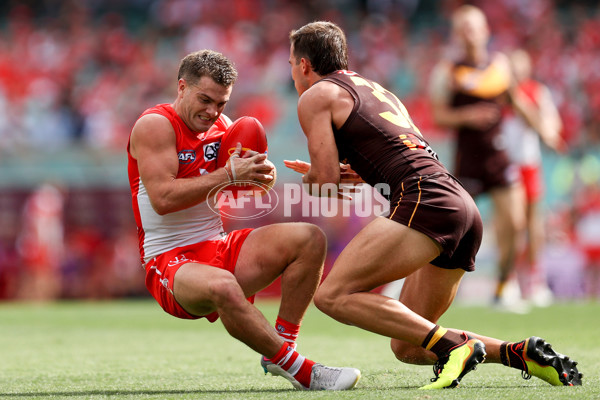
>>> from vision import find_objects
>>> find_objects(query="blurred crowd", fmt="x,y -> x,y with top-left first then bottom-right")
1,0 -> 600,301
2,0 -> 600,151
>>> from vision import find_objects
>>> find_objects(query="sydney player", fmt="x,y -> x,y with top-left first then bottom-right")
127,49 -> 360,391
502,48 -> 564,306
429,5 -> 535,310
285,21 -> 581,389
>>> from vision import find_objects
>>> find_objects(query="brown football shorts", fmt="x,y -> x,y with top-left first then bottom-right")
387,172 -> 482,271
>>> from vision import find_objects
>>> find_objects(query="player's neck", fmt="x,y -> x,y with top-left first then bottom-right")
308,71 -> 324,87
171,100 -> 181,116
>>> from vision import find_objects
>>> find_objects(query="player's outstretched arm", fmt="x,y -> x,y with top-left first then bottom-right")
284,159 -> 362,200
536,84 -> 566,152
284,160 -> 363,183
283,159 -> 311,175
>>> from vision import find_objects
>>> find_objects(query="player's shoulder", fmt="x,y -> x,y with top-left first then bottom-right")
301,79 -> 345,108
134,112 -> 173,133
131,111 -> 176,151
135,104 -> 174,126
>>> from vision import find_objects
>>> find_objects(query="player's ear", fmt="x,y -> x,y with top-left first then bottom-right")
300,58 -> 312,75
177,78 -> 187,95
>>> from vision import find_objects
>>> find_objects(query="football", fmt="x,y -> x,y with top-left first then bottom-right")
217,116 -> 268,168
217,116 -> 275,197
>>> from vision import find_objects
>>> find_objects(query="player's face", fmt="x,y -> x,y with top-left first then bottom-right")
454,11 -> 489,49
177,76 -> 231,132
289,44 -> 309,96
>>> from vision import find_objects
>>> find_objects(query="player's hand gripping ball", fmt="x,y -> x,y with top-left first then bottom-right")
217,116 -> 276,197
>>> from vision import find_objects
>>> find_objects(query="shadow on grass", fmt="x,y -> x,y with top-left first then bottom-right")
0,388 -> 293,398
0,384 -> 558,398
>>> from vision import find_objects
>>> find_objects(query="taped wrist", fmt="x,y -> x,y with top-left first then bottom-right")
226,154 -> 238,181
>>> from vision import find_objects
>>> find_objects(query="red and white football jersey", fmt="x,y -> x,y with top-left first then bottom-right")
501,79 -> 544,166
127,104 -> 231,264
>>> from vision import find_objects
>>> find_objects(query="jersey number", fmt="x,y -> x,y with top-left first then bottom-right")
350,76 -> 421,135
350,76 -> 438,159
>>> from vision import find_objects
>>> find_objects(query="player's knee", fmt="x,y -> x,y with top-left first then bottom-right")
391,338 -> 434,365
498,208 -> 524,237
390,339 -> 412,363
313,288 -> 332,316
313,284 -> 342,318
207,273 -> 246,308
296,223 -> 327,261
508,217 -> 524,237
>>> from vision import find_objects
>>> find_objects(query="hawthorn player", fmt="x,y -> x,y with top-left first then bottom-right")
285,21 -> 581,389
127,49 -> 360,390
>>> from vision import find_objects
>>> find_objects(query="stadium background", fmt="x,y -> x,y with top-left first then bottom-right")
0,0 -> 599,302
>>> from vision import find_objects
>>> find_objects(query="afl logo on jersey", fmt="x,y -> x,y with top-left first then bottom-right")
178,150 -> 196,164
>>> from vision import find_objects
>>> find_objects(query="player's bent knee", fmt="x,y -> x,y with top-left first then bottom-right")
262,223 -> 326,267
391,338 -> 434,365
295,223 -> 327,260
206,273 -> 247,309
313,285 -> 343,318
390,339 -> 411,363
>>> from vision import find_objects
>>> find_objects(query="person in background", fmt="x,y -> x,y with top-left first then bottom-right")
502,48 -> 564,306
16,182 -> 65,301
429,5 -> 543,311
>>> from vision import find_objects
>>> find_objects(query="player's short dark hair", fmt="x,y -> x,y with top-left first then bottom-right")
177,50 -> 238,87
289,21 -> 348,76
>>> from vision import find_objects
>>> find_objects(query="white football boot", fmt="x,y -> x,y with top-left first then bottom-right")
261,357 -> 360,390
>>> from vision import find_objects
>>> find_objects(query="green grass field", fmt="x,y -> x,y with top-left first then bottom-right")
0,299 -> 598,399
